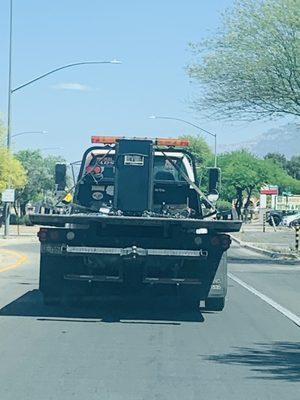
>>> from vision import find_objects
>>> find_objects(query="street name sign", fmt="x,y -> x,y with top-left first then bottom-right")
1,189 -> 15,203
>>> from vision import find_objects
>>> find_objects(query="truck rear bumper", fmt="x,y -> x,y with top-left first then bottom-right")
64,245 -> 208,259
41,244 -> 209,259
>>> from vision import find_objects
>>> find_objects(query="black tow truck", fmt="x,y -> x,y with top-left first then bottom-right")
30,136 -> 241,310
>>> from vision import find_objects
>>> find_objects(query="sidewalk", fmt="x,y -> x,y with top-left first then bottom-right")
231,222 -> 299,259
0,225 -> 39,239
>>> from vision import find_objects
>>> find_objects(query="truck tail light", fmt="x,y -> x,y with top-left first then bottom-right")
210,234 -> 231,249
49,230 -> 60,241
86,165 -> 102,174
220,235 -> 231,250
93,166 -> 102,174
38,229 -> 48,242
86,165 -> 94,173
210,236 -> 220,247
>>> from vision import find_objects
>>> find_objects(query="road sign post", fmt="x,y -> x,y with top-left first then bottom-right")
2,189 -> 15,238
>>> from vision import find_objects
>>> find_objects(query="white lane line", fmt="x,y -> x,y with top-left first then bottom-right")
228,272 -> 300,327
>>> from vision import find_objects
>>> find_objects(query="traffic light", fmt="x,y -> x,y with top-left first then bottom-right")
55,163 -> 67,191
208,167 -> 220,194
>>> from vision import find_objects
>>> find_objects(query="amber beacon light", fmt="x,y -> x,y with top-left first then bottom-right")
155,138 -> 190,147
91,136 -> 190,147
91,136 -> 121,144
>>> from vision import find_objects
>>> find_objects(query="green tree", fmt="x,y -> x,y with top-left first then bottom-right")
0,121 -> 27,195
0,148 -> 27,193
15,149 -> 66,215
218,150 -> 300,216
264,152 -> 287,169
287,155 -> 300,179
263,158 -> 300,192
264,153 -> 300,180
0,120 -> 5,146
187,0 -> 300,120
218,150 -> 270,215
180,134 -> 213,165
180,134 -> 214,186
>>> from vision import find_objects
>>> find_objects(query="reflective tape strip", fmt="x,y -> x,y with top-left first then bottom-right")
65,246 -> 207,257
66,246 -> 121,255
64,274 -> 122,282
147,249 -> 206,257
143,277 -> 202,285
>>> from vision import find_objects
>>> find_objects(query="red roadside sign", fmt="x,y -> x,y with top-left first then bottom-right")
260,186 -> 278,195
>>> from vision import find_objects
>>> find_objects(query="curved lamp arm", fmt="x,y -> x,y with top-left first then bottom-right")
12,60 -> 121,93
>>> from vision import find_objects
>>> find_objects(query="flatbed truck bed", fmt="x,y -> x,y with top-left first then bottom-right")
30,213 -> 242,232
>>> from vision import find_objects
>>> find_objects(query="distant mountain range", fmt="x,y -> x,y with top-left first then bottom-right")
220,123 -> 300,158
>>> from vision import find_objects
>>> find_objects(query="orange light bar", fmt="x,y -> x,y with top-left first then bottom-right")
155,138 -> 190,147
91,136 -> 120,144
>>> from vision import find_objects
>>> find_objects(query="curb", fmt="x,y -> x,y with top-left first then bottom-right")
0,236 -> 38,247
230,235 -> 300,263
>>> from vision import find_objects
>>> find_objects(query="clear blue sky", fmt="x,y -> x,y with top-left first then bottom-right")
0,0 -> 288,162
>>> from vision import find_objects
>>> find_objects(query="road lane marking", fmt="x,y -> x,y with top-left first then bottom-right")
228,272 -> 300,327
0,249 -> 28,273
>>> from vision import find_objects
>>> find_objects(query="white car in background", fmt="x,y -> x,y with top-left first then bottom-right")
282,212 -> 300,227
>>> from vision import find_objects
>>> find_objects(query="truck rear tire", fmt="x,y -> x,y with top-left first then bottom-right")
205,297 -> 225,311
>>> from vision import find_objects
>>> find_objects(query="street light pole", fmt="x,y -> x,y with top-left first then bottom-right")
11,60 -> 121,94
12,130 -> 47,138
4,1 -> 121,237
6,60 -> 120,148
40,147 -> 63,152
149,115 -> 217,167
3,0 -> 13,237
7,0 -> 13,149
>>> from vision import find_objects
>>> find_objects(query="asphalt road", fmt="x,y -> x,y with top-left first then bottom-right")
0,238 -> 299,400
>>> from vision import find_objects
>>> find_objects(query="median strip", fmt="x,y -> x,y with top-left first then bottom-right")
228,272 -> 300,327
0,249 -> 28,273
